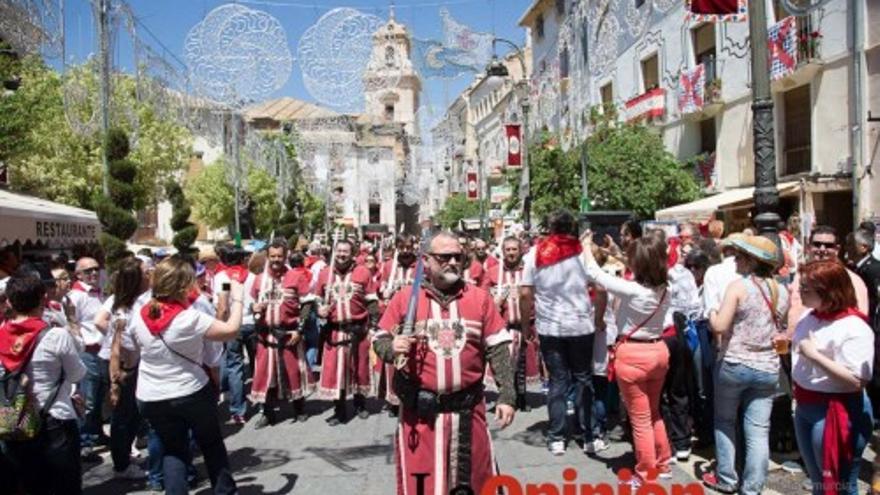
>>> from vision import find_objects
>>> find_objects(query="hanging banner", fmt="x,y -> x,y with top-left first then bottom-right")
466,170 -> 479,201
768,16 -> 798,81
625,87 -> 666,122
505,124 -> 522,168
678,64 -> 705,114
685,0 -> 747,22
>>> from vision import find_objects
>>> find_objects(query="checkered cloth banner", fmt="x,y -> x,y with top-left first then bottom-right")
686,0 -> 747,22
678,64 -> 705,114
768,16 -> 798,81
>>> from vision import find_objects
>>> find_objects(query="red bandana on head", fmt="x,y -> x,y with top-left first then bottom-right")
535,234 -> 583,269
0,317 -> 48,372
140,300 -> 191,336
224,266 -> 249,284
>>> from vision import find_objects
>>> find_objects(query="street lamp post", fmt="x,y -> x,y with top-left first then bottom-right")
748,0 -> 781,237
486,38 -> 531,231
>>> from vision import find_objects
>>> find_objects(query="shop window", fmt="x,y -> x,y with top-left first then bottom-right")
782,84 -> 812,175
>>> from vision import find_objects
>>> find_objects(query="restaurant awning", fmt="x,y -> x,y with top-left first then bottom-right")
655,181 -> 800,223
0,189 -> 101,248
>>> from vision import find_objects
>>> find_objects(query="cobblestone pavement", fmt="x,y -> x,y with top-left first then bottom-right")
83,391 -> 873,494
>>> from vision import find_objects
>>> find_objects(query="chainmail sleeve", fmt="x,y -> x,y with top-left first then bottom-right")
486,342 -> 515,406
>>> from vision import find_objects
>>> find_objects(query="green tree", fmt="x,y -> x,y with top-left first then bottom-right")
435,193 -> 486,230
246,166 -> 281,238
94,129 -> 138,267
0,57 -> 192,210
166,180 -> 198,259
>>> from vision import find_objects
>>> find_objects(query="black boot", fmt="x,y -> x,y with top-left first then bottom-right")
254,404 -> 275,429
326,399 -> 347,426
354,394 -> 369,420
293,399 -> 308,423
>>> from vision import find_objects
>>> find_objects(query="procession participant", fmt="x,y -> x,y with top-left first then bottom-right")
314,239 -> 380,425
484,236 -> 540,410
376,234 -> 418,415
461,239 -> 486,287
68,256 -> 109,457
45,266 -> 73,329
251,239 -> 313,428
373,231 -> 516,495
474,238 -> 499,275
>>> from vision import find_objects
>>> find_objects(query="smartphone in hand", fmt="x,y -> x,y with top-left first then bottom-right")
222,282 -> 231,292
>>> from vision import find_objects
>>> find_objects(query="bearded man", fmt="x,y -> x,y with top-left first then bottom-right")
314,239 -> 379,425
373,231 -> 516,495
251,239 -> 313,428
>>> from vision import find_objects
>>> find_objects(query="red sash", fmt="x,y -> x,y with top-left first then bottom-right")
535,235 -> 582,269
140,300 -> 191,336
0,317 -> 48,372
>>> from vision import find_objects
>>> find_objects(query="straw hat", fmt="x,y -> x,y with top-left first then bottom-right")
730,235 -> 779,266
719,232 -> 747,247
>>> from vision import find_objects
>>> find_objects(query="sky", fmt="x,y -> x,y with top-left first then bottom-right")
59,0 -> 533,116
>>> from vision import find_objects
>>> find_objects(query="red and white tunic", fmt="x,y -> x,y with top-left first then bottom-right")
249,268 -> 314,402
375,284 -> 511,495
314,265 -> 378,398
484,265 -> 542,387
464,259 -> 485,288
375,257 -> 417,404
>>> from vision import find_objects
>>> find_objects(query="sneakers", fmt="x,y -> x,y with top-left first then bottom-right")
584,438 -> 610,454
114,464 -> 147,480
675,448 -> 691,462
549,441 -> 566,456
326,415 -> 343,427
81,446 -> 101,463
781,460 -> 803,474
658,467 -> 673,480
701,473 -> 737,494
541,380 -> 549,394
230,414 -> 246,425
566,400 -> 575,416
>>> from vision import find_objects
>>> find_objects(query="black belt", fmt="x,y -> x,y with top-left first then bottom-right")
257,327 -> 299,349
324,321 -> 367,346
618,337 -> 662,344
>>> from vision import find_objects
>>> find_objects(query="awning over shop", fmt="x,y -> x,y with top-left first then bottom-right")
0,189 -> 101,248
655,181 -> 799,223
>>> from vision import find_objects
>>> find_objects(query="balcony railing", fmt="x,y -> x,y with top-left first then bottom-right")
795,13 -> 821,62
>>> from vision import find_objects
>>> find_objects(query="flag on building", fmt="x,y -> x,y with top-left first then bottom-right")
466,170 -> 479,201
678,64 -> 705,114
686,0 -> 747,22
768,16 -> 798,81
625,88 -> 666,123
505,124 -> 522,168
440,8 -> 493,71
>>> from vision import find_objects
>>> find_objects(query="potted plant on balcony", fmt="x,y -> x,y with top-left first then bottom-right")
798,30 -> 822,63
706,78 -> 722,103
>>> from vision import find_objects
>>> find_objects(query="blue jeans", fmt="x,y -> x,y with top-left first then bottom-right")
79,352 -> 109,447
139,386 -> 236,495
223,324 -> 255,416
592,375 -> 609,439
714,361 -> 778,495
304,310 -> 320,371
794,391 -> 873,495
146,425 -> 197,489
110,373 -> 141,471
539,333 -> 594,446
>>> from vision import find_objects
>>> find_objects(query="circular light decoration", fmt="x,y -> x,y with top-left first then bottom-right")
297,8 -> 401,115
184,3 -> 293,108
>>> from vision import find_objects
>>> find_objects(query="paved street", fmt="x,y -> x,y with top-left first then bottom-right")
82,388 -> 873,495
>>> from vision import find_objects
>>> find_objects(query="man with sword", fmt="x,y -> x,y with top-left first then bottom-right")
314,237 -> 379,425
250,238 -> 313,428
484,236 -> 540,411
373,231 -> 516,495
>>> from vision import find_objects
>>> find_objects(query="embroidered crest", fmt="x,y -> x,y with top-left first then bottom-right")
426,319 -> 466,358
329,279 -> 356,302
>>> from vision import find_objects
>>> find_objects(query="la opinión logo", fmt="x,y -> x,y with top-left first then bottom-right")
412,468 -> 706,495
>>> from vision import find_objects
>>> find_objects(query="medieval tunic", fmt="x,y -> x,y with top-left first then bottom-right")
314,264 -> 377,398
376,284 -> 512,495
250,267 -> 313,403
484,265 -> 542,386
375,257 -> 417,403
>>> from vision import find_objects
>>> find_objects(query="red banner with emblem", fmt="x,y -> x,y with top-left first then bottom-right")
466,170 -> 479,201
505,124 -> 522,168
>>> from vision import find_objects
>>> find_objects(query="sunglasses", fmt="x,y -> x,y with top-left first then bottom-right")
428,252 -> 466,264
810,241 -> 837,250
79,267 -> 100,275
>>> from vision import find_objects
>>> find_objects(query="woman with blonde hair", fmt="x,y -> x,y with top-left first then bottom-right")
131,257 -> 244,494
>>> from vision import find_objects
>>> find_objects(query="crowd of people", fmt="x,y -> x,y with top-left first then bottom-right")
0,210 -> 879,495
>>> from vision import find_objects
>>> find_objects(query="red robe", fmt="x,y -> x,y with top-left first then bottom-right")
484,264 -> 541,386
375,257 -> 417,404
464,259 -> 485,287
313,264 -> 377,398
250,267 -> 313,402
375,284 -> 511,495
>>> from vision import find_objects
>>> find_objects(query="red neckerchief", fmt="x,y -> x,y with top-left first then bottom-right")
0,317 -> 48,372
813,307 -> 868,323
186,288 -> 201,306
47,300 -> 63,312
535,234 -> 582,269
305,256 -> 318,270
140,299 -> 191,336
667,238 -> 681,268
794,384 -> 859,495
224,265 -> 249,283
72,281 -> 101,296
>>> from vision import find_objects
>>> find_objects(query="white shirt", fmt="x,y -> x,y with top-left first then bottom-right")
667,265 -> 701,324
702,256 -> 740,319
130,307 -> 215,402
792,312 -> 874,393
592,292 -> 620,376
97,293 -> 148,360
67,282 -> 105,347
586,261 -> 670,341
521,248 -> 595,337
309,259 -> 326,292
190,293 -> 223,368
242,272 -> 256,326
27,326 -> 86,420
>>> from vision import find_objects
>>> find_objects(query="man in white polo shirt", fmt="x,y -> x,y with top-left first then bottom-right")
520,210 -> 600,456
